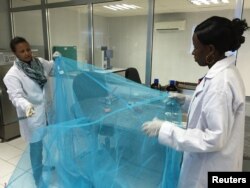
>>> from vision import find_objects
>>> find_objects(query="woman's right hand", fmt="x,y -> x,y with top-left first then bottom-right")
168,92 -> 186,105
26,104 -> 35,117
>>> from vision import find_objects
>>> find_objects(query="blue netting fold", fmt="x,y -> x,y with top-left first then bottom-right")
7,57 -> 183,188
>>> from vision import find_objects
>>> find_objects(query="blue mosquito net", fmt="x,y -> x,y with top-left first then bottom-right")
7,57 -> 183,188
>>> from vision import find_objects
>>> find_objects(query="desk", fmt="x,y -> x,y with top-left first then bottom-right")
95,67 -> 126,77
112,67 -> 126,77
105,67 -> 126,73
66,67 -> 126,77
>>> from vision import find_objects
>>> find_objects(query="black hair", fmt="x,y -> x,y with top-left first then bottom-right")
194,16 -> 249,54
10,36 -> 29,52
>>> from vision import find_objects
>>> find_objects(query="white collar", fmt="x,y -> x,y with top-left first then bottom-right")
205,55 -> 236,79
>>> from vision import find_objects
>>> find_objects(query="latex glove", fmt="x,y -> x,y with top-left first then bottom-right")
142,117 -> 164,137
26,104 -> 35,117
168,92 -> 186,105
52,51 -> 62,60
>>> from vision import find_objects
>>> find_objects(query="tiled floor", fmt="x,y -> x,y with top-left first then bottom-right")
0,137 -> 27,188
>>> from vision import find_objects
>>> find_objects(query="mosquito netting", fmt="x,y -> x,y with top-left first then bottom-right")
7,57 -> 183,188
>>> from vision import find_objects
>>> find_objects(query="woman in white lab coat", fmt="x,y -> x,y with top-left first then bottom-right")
142,16 -> 249,188
3,36 -> 53,186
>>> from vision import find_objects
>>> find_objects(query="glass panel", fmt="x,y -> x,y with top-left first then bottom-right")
93,0 -> 148,83
12,0 -> 40,8
0,0 -> 11,49
13,10 -> 45,57
49,5 -> 89,62
238,2 -> 250,96
153,0 -> 235,89
239,2 -> 250,167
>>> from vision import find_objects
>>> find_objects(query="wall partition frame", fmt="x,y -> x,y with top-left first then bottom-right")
8,0 -> 245,86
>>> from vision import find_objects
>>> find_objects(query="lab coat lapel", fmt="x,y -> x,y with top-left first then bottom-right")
193,78 -> 205,97
186,55 -> 236,129
186,77 -> 205,128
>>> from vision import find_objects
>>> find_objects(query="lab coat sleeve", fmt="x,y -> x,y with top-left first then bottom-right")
3,75 -> 31,113
158,90 -> 231,153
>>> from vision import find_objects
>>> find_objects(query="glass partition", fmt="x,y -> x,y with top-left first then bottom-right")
237,2 -> 250,96
93,0 -> 148,83
11,0 -> 41,8
48,5 -> 89,62
12,10 -> 45,57
240,1 -> 250,171
152,0 -> 235,88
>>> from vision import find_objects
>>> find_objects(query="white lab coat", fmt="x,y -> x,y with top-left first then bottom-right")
3,57 -> 53,143
158,55 -> 245,188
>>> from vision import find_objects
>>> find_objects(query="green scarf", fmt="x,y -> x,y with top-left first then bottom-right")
16,57 -> 47,89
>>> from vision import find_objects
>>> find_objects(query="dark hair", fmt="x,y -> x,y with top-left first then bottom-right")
10,36 -> 29,52
194,16 -> 249,54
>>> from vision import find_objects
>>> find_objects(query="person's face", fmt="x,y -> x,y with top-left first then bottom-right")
14,42 -> 32,63
192,33 -> 210,67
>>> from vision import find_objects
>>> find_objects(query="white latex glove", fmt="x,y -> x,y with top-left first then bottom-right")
52,51 -> 62,59
142,117 -> 164,137
26,104 -> 35,117
168,92 -> 186,105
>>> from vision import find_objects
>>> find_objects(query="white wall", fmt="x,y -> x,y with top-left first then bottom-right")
104,10 -> 250,95
108,16 -> 148,83
94,15 -> 109,49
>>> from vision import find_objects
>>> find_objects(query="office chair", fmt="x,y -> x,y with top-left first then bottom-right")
72,71 -> 114,152
73,71 -> 108,101
125,67 -> 141,84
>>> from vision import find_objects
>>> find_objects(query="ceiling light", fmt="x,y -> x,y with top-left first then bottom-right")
188,0 -> 230,5
110,5 -> 124,10
211,0 -> 219,4
103,6 -> 117,11
116,5 -> 130,10
103,4 -> 141,11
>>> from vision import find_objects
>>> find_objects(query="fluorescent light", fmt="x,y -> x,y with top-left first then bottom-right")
110,5 -> 123,10
103,4 -> 141,11
116,5 -> 130,10
200,0 -> 210,5
192,1 -> 202,5
103,5 -> 117,11
188,0 -> 230,5
127,5 -> 141,9
211,0 -> 219,4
